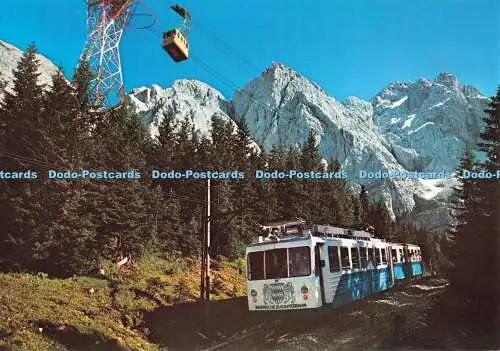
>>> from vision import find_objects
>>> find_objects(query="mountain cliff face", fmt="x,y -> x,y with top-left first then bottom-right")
227,63 -> 489,229
0,40 -> 489,232
125,80 -> 232,140
372,73 -> 488,172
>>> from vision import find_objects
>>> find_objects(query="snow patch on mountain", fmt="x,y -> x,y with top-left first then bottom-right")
402,114 -> 416,129
389,96 -> 408,108
408,122 -> 434,135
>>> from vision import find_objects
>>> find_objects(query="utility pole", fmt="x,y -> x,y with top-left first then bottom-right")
200,213 -> 206,300
205,178 -> 211,300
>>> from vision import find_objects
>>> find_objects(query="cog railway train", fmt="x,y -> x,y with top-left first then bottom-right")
246,219 -> 423,311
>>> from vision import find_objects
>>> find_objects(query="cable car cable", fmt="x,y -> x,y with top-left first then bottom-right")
190,21 -> 261,74
146,25 -> 298,140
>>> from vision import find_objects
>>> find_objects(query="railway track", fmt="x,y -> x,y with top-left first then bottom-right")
194,277 -> 443,351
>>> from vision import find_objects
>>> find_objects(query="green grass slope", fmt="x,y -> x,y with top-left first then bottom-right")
0,256 -> 247,350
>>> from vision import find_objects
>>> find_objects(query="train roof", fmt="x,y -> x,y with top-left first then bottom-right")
260,218 -> 305,227
250,220 -> 420,251
247,235 -> 316,248
389,242 -> 421,248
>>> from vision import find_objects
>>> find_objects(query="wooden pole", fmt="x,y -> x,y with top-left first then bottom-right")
200,210 -> 206,300
205,178 -> 211,301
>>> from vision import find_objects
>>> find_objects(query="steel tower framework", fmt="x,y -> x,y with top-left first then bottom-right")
82,0 -> 153,108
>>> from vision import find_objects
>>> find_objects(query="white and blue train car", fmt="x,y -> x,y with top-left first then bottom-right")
405,243 -> 423,277
316,226 -> 393,308
390,243 -> 423,280
390,243 -> 407,280
246,221 -> 423,311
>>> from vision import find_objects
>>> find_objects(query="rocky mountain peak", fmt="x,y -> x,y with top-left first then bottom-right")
434,72 -> 460,91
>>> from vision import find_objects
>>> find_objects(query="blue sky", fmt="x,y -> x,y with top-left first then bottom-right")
0,0 -> 498,101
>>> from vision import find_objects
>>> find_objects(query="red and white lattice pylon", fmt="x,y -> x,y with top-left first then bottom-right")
81,0 -> 155,108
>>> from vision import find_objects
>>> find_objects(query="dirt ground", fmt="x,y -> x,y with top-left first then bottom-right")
144,277 -> 498,351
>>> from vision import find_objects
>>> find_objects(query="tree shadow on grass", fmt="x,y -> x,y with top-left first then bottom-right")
142,296 -> 363,351
35,320 -> 126,351
142,297 -> 280,350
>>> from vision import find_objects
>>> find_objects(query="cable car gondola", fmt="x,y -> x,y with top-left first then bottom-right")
163,4 -> 190,62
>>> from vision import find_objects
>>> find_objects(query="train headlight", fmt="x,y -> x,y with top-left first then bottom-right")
301,285 -> 309,301
250,289 -> 257,297
252,297 -> 257,303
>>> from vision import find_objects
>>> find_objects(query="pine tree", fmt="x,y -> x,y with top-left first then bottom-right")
367,202 -> 392,238
0,43 -> 46,270
300,129 -> 322,170
450,88 -> 500,333
299,129 -> 324,221
31,68 -> 79,271
448,150 -> 479,236
359,185 -> 369,225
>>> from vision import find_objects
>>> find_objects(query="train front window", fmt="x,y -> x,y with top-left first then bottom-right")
247,251 -> 264,280
288,246 -> 311,277
265,248 -> 287,279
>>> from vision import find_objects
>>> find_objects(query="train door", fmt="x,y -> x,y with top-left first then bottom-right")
387,245 -> 395,284
314,243 -> 326,305
403,245 -> 411,277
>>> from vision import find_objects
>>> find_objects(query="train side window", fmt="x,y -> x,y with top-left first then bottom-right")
247,251 -> 264,280
375,248 -> 381,265
328,246 -> 340,272
391,249 -> 398,262
360,247 -> 368,268
340,247 -> 350,270
368,248 -> 374,266
381,248 -> 387,264
351,248 -> 360,269
399,249 -> 404,262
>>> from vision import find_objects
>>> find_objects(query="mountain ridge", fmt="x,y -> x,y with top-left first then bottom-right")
0,40 -> 490,232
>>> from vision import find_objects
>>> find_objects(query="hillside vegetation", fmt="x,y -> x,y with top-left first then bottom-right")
0,256 -> 246,350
